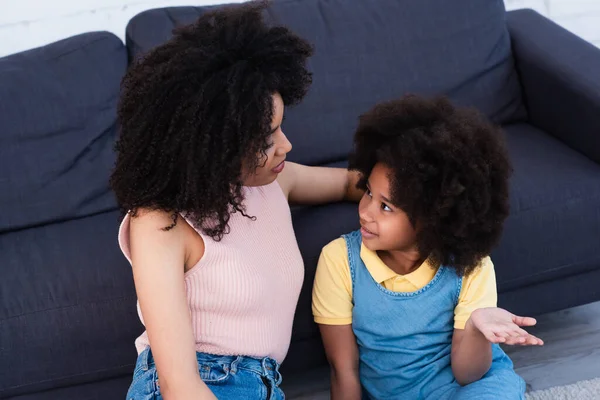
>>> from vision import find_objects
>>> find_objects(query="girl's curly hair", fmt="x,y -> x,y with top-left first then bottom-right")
349,95 -> 512,276
110,1 -> 313,240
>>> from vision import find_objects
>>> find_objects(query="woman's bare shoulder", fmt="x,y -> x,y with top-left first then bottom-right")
129,208 -> 204,270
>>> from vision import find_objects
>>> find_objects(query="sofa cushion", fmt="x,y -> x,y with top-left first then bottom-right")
0,211 -> 140,398
7,375 -> 131,400
494,123 -> 600,292
288,200 -> 359,371
125,0 -> 525,165
0,32 -> 127,232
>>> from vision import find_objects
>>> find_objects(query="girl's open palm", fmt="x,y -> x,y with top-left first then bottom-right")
469,307 -> 544,346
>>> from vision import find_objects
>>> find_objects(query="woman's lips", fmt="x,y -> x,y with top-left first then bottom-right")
272,161 -> 285,173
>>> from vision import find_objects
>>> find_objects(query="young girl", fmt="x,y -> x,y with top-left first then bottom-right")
111,3 -> 362,399
312,95 -> 543,400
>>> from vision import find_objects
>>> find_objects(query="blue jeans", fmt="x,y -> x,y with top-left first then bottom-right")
126,348 -> 284,400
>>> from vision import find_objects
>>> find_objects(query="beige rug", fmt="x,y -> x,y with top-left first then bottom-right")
526,378 -> 600,400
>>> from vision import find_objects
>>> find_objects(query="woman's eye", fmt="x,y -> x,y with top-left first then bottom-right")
382,203 -> 392,212
366,189 -> 372,197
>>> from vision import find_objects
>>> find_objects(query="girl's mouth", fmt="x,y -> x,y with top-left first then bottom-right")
361,226 -> 377,238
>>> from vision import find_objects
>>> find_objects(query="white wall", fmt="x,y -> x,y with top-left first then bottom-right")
0,0 -> 240,57
0,0 -> 599,58
504,0 -> 600,47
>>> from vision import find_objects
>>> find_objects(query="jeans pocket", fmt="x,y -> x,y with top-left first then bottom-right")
199,362 -> 231,385
130,365 -> 147,388
127,368 -> 161,400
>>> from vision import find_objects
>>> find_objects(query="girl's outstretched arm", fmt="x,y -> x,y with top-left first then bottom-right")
451,320 -> 493,386
452,308 -> 543,386
451,257 -> 542,386
319,324 -> 362,400
277,162 -> 363,205
129,211 -> 217,400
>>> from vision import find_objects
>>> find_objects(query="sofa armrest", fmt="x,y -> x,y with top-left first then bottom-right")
507,9 -> 600,164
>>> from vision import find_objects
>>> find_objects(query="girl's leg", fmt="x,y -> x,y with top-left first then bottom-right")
450,367 -> 526,400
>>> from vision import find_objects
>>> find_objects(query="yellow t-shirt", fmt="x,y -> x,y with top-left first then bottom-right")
312,238 -> 497,329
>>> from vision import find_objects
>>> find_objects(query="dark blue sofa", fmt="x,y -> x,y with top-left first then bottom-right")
1,1 -> 599,398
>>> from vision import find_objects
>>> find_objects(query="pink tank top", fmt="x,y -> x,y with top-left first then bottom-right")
118,181 -> 304,363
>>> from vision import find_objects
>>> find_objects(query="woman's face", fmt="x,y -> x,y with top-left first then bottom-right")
243,92 -> 292,187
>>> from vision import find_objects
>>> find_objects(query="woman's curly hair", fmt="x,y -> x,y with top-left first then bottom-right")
349,95 -> 512,276
110,1 -> 313,240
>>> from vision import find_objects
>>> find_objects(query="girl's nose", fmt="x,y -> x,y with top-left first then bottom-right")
359,203 -> 374,223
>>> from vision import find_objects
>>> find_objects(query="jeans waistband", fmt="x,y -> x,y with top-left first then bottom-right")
139,348 -> 282,384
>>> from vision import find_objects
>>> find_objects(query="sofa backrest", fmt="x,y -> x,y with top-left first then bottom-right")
125,0 -> 526,167
0,32 -> 126,233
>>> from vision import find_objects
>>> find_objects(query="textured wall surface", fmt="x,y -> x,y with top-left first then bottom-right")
0,0 -> 598,57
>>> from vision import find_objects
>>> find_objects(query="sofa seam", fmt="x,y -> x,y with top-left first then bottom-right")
0,295 -> 137,323
1,364 -> 136,393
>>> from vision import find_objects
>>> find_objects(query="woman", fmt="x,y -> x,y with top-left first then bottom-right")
111,2 -> 362,399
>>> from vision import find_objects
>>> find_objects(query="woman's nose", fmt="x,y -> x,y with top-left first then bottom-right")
275,131 -> 292,156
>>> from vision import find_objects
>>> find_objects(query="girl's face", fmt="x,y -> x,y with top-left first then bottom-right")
358,163 -> 418,253
243,92 -> 292,187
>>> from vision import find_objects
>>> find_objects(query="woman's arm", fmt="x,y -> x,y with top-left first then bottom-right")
319,324 -> 362,400
129,211 -> 217,400
277,162 -> 363,205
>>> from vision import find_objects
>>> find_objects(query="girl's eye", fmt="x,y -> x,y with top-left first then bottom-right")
381,203 -> 392,212
366,188 -> 372,197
